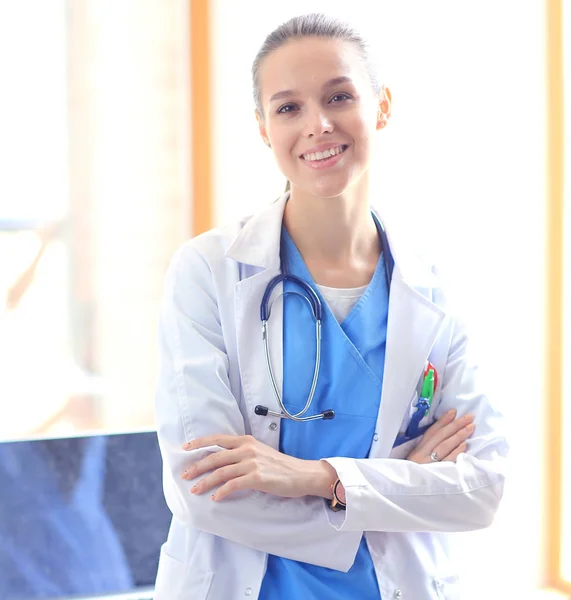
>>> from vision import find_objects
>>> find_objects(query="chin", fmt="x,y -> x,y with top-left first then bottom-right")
308,177 -> 354,199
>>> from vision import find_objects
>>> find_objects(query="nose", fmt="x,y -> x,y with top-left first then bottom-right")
303,105 -> 333,137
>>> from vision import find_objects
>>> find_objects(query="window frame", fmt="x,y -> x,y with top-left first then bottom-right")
545,0 -> 570,594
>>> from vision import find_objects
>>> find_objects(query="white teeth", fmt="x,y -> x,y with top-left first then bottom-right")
303,145 -> 345,162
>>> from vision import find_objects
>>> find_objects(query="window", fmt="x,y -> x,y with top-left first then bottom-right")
0,0 -> 191,441
0,1 -> 192,597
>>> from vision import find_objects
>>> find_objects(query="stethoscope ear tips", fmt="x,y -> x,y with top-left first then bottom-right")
254,405 -> 269,416
322,409 -> 335,420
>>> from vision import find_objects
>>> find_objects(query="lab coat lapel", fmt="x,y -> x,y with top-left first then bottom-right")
228,195 -> 290,450
371,273 -> 445,458
234,269 -> 283,450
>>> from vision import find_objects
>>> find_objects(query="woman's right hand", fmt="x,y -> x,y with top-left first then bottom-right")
406,409 -> 474,464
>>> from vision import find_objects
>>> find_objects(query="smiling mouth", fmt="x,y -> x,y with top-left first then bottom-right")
301,144 -> 349,163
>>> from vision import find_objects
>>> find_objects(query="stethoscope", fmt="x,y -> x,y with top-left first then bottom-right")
254,213 -> 395,422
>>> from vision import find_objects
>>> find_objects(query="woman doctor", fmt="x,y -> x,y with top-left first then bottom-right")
154,13 -> 508,600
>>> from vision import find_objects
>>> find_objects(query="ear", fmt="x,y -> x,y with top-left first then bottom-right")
376,86 -> 392,130
382,86 -> 392,117
256,109 -> 270,146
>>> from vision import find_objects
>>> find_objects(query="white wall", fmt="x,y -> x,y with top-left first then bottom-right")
211,1 -> 547,597
0,0 -> 69,221
90,0 -> 192,431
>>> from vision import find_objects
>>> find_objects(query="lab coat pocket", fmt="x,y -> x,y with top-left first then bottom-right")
394,391 -> 432,441
400,391 -> 420,430
433,573 -> 464,600
154,544 -> 214,600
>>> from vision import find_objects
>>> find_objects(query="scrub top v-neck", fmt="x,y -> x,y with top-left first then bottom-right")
258,222 -> 390,600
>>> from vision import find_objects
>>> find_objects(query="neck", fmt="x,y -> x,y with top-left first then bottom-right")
283,179 -> 380,268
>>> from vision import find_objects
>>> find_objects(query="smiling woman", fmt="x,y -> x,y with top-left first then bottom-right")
154,12 -> 508,600
254,32 -> 389,201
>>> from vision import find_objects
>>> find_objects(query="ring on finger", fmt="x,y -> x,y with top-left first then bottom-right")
430,451 -> 440,462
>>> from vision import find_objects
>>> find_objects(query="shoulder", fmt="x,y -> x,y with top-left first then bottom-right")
389,228 -> 454,312
166,210 -> 256,279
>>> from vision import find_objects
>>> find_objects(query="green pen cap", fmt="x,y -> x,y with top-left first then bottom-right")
421,369 -> 435,403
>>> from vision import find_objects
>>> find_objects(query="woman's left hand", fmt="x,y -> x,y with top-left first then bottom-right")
181,435 -> 336,502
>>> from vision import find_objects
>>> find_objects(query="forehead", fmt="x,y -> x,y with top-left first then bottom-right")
258,37 -> 370,101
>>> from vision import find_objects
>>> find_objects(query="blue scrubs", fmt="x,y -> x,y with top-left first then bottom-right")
259,223 -> 389,599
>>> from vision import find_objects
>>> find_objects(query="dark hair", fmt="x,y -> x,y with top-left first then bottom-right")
252,13 -> 382,194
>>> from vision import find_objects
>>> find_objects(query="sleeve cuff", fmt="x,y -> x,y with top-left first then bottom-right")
321,457 -> 369,532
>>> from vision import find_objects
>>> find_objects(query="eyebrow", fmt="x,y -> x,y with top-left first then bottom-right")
268,76 -> 354,104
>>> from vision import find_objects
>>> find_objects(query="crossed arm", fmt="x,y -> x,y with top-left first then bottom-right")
154,247 -> 507,571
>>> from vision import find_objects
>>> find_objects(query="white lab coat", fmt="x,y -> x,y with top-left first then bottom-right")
154,192 -> 508,600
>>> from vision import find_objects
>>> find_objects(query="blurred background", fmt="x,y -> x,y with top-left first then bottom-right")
0,0 -> 568,598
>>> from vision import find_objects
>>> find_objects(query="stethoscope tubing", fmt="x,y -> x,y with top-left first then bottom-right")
261,317 -> 323,421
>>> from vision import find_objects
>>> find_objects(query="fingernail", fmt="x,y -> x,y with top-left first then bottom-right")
464,414 -> 473,421
183,442 -> 193,450
190,485 -> 198,494
211,494 -> 217,502
447,409 -> 456,416
465,424 -> 474,432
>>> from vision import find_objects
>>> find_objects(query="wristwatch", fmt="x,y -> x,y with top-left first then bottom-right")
329,478 -> 346,512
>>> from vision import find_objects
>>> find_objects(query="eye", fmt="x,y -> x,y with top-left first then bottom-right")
329,93 -> 352,103
277,103 -> 299,114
